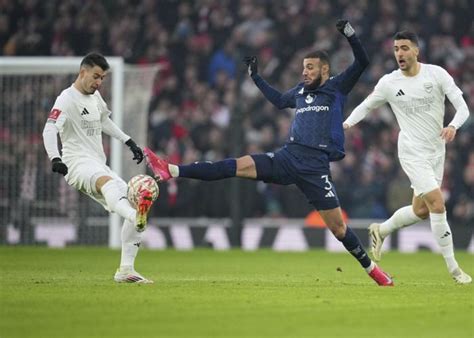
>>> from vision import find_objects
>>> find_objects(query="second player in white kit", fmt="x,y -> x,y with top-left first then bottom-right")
344,31 -> 471,284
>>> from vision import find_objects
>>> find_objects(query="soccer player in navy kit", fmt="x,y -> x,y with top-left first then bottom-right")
146,20 -> 394,286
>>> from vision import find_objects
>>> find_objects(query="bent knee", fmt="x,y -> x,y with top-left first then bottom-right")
428,201 -> 446,214
95,175 -> 114,194
413,206 -> 429,219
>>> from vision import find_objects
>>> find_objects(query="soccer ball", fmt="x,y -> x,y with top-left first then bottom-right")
127,174 -> 159,208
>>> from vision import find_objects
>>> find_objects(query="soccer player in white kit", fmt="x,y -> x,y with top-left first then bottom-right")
343,31 -> 471,284
42,53 -> 155,284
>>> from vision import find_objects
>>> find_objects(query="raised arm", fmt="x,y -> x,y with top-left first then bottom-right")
335,20 -> 370,94
243,56 -> 297,109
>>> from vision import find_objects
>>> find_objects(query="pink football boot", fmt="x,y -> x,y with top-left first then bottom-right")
143,147 -> 172,182
368,265 -> 394,286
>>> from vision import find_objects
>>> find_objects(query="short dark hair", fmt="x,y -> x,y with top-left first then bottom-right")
393,31 -> 419,46
80,52 -> 110,71
304,50 -> 330,67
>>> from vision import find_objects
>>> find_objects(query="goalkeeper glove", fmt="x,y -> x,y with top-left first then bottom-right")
51,158 -> 68,176
126,139 -> 144,164
243,56 -> 258,76
336,19 -> 355,38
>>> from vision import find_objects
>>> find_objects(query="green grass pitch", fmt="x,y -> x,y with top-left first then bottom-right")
0,247 -> 473,338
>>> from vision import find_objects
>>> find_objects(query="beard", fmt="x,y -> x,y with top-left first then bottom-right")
304,76 -> 322,90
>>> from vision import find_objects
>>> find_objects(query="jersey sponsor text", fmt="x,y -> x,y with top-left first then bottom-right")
295,105 -> 329,115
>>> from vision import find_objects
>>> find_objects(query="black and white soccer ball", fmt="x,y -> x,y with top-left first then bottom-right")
127,174 -> 159,208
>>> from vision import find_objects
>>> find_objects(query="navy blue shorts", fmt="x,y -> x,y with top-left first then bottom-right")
251,144 -> 340,210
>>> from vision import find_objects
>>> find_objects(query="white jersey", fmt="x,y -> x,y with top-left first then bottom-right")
47,85 -> 111,164
354,63 -> 463,159
43,84 -> 132,207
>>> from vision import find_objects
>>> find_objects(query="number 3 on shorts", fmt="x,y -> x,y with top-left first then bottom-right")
321,175 -> 332,191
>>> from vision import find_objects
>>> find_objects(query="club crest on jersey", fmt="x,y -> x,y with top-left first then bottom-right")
424,82 -> 433,93
305,94 -> 315,104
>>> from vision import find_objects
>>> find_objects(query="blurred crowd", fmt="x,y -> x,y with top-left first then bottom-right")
1,0 -> 473,226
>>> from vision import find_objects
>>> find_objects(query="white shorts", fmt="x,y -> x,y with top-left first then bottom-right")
64,157 -> 127,211
399,156 -> 444,196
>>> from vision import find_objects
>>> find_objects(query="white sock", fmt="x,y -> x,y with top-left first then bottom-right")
365,261 -> 376,273
169,164 -> 179,178
120,219 -> 143,269
379,205 -> 422,238
101,180 -> 136,222
430,212 -> 458,273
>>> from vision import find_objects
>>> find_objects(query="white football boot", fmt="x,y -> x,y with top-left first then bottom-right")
368,223 -> 385,262
451,268 -> 472,284
114,266 -> 154,284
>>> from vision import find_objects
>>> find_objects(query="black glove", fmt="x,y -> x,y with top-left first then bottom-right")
243,56 -> 258,76
51,158 -> 68,176
336,19 -> 355,38
125,139 -> 144,164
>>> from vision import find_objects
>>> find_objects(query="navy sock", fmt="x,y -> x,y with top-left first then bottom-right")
340,227 -> 371,269
178,159 -> 236,181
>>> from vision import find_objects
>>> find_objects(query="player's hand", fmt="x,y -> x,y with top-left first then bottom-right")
51,158 -> 68,176
243,56 -> 258,76
336,19 -> 355,38
440,125 -> 456,143
125,139 -> 144,164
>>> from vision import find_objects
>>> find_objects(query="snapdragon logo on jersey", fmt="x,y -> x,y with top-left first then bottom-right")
296,105 -> 329,115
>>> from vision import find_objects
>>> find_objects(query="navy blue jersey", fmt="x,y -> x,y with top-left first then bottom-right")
251,35 -> 369,161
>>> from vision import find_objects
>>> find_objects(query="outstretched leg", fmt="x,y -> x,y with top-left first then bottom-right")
145,147 -> 258,181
